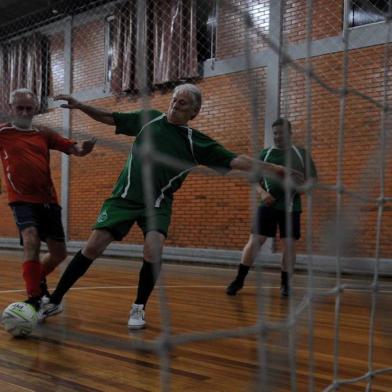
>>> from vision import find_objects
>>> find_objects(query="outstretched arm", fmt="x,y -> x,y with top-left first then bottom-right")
230,154 -> 304,185
69,137 -> 97,157
230,154 -> 284,177
55,95 -> 115,125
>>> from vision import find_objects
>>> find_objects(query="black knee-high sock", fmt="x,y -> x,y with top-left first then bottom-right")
135,260 -> 161,307
50,250 -> 94,304
236,263 -> 250,282
281,271 -> 290,289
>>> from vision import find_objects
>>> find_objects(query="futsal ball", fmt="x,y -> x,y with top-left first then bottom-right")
1,302 -> 38,337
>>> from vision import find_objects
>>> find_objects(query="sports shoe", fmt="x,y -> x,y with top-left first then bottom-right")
226,279 -> 243,296
37,298 -> 64,322
128,304 -> 146,330
280,271 -> 290,297
280,284 -> 290,297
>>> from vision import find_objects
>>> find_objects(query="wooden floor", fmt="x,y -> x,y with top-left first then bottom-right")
0,251 -> 392,392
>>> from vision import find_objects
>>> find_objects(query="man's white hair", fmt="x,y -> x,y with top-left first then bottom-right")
174,83 -> 202,110
10,88 -> 37,104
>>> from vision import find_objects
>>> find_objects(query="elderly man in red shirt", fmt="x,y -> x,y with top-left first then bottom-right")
0,88 -> 96,310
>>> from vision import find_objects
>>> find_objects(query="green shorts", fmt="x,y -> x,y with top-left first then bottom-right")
93,197 -> 172,240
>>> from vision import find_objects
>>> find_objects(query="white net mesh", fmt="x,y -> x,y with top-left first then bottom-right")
1,0 -> 392,391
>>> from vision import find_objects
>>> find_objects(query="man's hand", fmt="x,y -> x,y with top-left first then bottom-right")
71,137 -> 97,156
260,190 -> 276,206
55,94 -> 82,110
288,168 -> 305,186
230,155 -> 305,187
54,94 -> 115,125
80,138 -> 97,155
270,163 -> 285,178
271,164 -> 304,186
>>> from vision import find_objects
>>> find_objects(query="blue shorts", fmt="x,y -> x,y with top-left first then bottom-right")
10,202 -> 65,243
252,206 -> 301,240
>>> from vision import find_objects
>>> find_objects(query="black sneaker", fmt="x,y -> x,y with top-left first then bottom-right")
280,271 -> 291,297
280,282 -> 290,297
226,279 -> 243,296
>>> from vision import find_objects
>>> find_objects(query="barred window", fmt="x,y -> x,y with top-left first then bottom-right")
105,15 -> 115,87
105,0 -> 217,94
0,33 -> 50,116
348,0 -> 390,27
197,0 -> 217,62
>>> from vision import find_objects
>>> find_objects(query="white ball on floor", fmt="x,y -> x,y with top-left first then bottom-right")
1,302 -> 38,337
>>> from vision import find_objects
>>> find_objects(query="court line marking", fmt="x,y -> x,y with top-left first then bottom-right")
1,284 -> 392,294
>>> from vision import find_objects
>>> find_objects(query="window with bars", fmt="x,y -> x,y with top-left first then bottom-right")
104,0 -> 217,93
348,0 -> 390,27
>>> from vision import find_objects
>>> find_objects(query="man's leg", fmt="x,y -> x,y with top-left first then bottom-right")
40,239 -> 68,296
226,234 -> 267,296
40,229 -> 114,319
128,231 -> 165,330
21,226 -> 43,309
280,238 -> 297,297
281,238 -> 297,273
227,206 -> 277,296
39,203 -> 68,296
279,210 -> 301,297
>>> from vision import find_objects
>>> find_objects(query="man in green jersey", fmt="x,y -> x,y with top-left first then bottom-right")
226,118 -> 317,297
39,85 -> 302,329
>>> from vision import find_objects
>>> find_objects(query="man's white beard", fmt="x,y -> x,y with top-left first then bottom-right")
13,117 -> 33,129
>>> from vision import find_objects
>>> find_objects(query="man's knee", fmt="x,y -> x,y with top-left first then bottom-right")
21,227 -> 40,246
50,248 -> 67,264
249,234 -> 267,249
83,242 -> 101,260
83,229 -> 113,260
143,231 -> 165,262
282,238 -> 297,250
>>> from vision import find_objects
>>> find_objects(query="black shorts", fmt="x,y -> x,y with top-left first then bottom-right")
252,206 -> 301,240
10,202 -> 65,243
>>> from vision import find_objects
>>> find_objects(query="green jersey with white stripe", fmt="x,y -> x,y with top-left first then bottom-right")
260,145 -> 317,212
111,109 -> 237,207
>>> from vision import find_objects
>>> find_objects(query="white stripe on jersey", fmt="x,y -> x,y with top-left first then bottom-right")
154,168 -> 193,208
154,126 -> 199,207
262,144 -> 304,212
120,113 -> 165,199
291,145 -> 304,168
181,126 -> 199,164
7,173 -> 22,193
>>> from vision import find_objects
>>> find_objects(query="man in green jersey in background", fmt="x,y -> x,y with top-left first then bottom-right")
39,85 -> 302,329
226,118 -> 317,297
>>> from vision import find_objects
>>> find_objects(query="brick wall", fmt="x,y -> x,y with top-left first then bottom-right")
217,0 -> 269,59
281,44 -> 392,257
72,19 -> 106,91
283,0 -> 343,43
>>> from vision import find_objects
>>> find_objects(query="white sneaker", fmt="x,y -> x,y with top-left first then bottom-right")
128,304 -> 146,330
37,298 -> 64,322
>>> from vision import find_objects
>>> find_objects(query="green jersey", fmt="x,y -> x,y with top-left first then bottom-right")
111,109 -> 237,207
260,145 -> 317,212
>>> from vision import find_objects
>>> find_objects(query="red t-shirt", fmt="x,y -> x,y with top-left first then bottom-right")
0,123 -> 76,204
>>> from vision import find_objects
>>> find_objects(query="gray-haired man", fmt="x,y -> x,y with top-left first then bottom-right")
41,84 -> 303,329
0,88 -> 96,310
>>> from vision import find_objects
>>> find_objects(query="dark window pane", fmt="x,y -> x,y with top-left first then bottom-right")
348,0 -> 390,27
